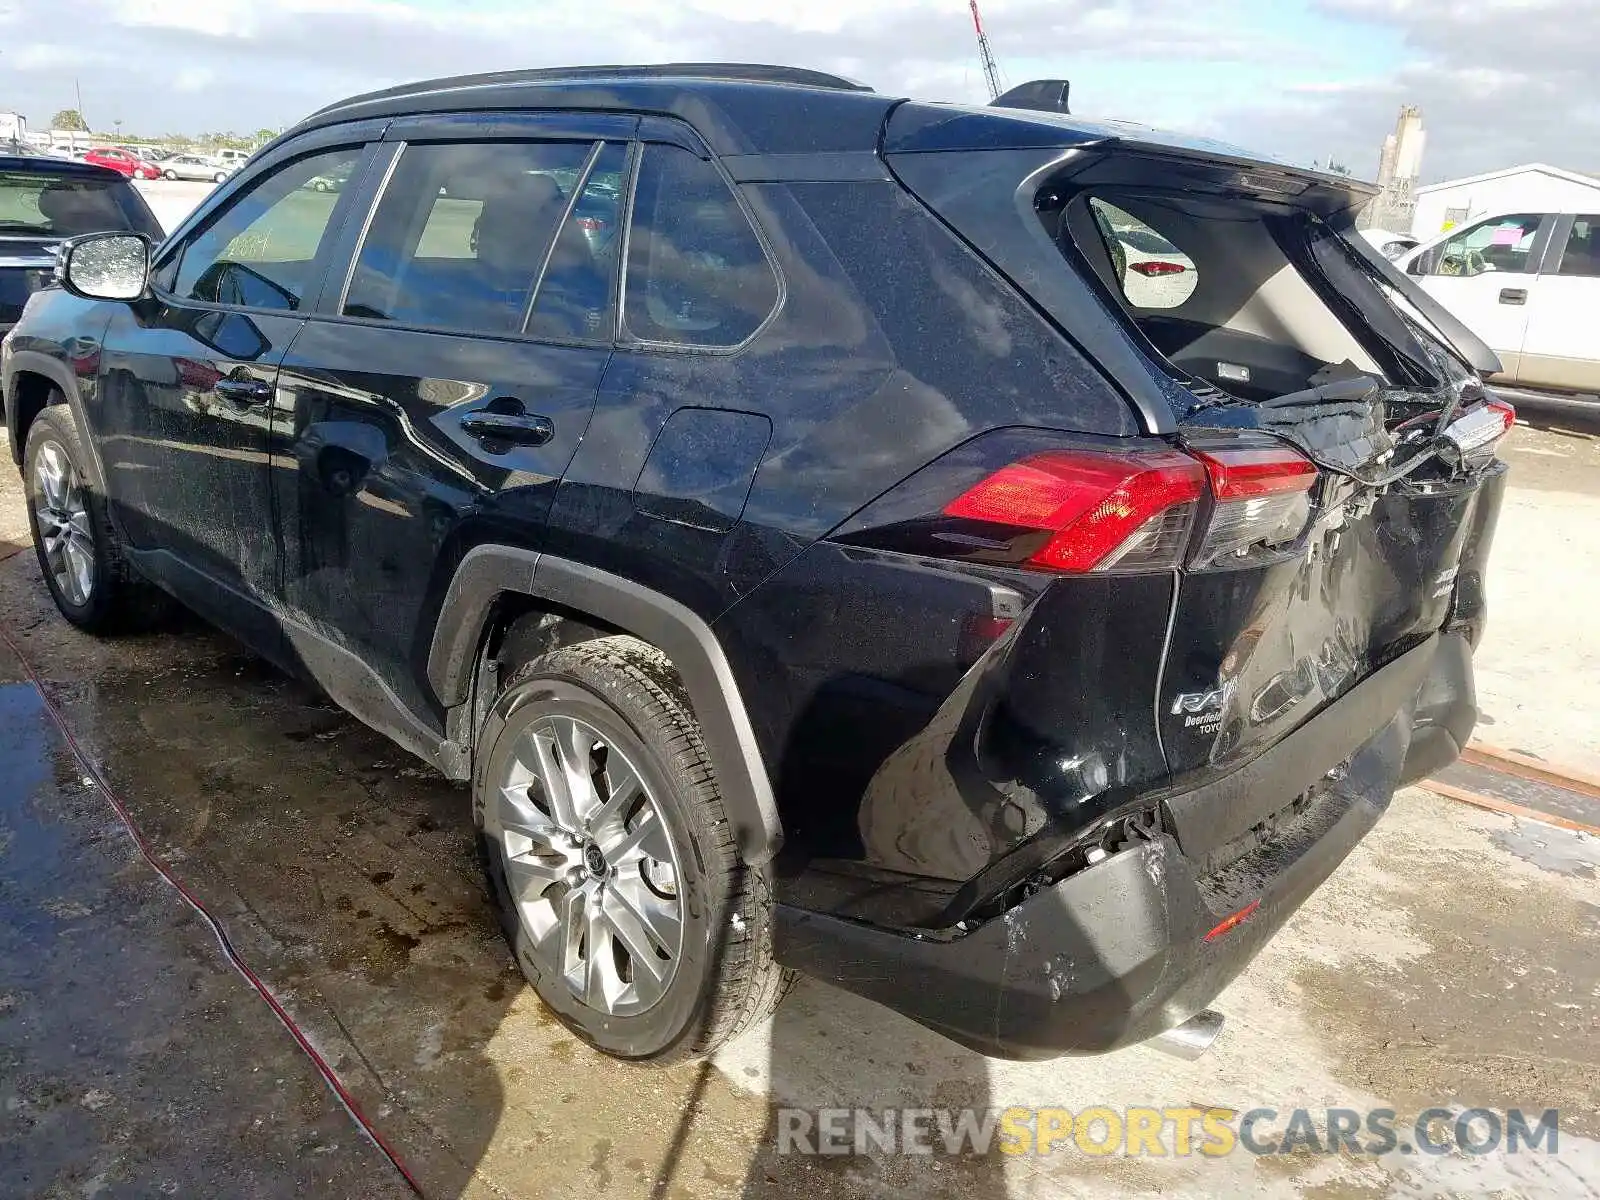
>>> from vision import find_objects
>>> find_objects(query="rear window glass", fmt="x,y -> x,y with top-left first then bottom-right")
623,145 -> 778,347
0,171 -> 137,238
1087,198 -> 1197,310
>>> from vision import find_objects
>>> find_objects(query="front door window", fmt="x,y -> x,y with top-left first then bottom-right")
163,147 -> 364,310
1424,214 -> 1542,278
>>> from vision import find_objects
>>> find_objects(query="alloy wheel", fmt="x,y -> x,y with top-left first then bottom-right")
33,441 -> 96,607
489,714 -> 684,1016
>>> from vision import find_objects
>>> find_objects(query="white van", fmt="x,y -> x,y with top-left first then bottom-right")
1400,212 -> 1599,401
209,147 -> 253,168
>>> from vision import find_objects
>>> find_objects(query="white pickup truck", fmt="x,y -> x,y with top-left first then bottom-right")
1400,211 -> 1598,403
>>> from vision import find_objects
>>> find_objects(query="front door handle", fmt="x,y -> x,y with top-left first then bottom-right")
1498,287 -> 1528,305
215,376 -> 274,407
460,409 -> 554,450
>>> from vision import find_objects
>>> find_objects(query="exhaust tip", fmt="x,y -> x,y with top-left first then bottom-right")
1145,1009 -> 1224,1060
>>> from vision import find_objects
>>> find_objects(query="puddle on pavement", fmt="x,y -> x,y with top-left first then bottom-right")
0,667 -> 410,1196
1491,820 -> 1600,879
0,684 -> 74,945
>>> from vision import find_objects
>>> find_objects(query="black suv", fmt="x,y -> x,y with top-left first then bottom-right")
2,65 -> 1510,1063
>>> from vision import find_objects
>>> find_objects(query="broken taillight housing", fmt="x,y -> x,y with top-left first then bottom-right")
1442,398 -> 1515,464
938,441 -> 1316,575
1189,445 -> 1318,569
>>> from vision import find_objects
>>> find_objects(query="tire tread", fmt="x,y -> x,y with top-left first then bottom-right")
495,634 -> 792,1061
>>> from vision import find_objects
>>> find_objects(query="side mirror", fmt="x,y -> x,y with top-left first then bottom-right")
1406,253 -> 1427,277
59,232 -> 152,302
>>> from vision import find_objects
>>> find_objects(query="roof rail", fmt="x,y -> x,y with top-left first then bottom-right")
312,63 -> 874,119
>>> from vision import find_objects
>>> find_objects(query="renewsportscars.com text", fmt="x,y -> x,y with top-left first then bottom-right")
776,1106 -> 1561,1158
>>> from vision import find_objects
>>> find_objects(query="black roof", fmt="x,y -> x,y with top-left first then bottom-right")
0,153 -> 125,182
288,63 -> 1370,191
297,64 -> 899,157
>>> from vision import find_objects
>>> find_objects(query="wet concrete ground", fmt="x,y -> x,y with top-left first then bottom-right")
1,427 -> 1598,1198
0,642 -> 411,1197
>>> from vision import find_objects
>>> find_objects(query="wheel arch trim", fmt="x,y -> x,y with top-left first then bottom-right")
4,351 -> 90,475
429,546 -> 782,865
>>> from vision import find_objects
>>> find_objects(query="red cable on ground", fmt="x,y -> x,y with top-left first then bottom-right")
0,622 -> 426,1197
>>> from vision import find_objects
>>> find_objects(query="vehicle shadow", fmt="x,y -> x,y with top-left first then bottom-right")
1504,394 -> 1600,438
733,979 -> 1014,1199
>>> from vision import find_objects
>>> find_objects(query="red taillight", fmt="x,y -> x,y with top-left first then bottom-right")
940,442 -> 1317,575
1192,445 -> 1318,500
577,217 -> 604,232
1128,260 -> 1187,277
942,450 -> 1207,574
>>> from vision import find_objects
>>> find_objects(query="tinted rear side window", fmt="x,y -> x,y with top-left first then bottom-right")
343,140 -> 594,334
623,145 -> 778,347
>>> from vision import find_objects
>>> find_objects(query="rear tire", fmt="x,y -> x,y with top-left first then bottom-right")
474,634 -> 791,1062
22,403 -> 172,634
162,168 -> 176,180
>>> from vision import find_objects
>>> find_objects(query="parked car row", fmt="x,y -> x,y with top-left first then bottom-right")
43,144 -> 250,184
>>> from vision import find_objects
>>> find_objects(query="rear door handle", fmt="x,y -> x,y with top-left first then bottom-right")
460,409 -> 554,449
214,377 -> 274,406
1498,288 -> 1528,305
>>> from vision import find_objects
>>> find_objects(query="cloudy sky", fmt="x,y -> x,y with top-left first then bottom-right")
1,0 -> 1595,181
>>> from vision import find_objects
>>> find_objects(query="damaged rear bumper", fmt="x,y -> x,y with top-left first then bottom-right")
775,637 -> 1454,1060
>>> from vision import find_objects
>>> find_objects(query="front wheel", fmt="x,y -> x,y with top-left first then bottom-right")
214,172 -> 227,183
23,404 -> 172,633
474,635 -> 791,1062
162,168 -> 176,180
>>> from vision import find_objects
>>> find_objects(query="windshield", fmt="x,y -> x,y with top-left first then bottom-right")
0,170 -> 141,238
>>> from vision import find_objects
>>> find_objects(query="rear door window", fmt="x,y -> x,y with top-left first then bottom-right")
1554,216 -> 1600,277
1087,198 -> 1198,310
525,142 -> 628,342
622,144 -> 778,347
169,146 -> 364,310
342,139 -> 595,334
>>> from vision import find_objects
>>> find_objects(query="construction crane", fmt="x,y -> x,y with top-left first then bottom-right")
969,0 -> 1004,101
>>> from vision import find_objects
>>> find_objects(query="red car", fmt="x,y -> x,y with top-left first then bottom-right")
82,147 -> 162,181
